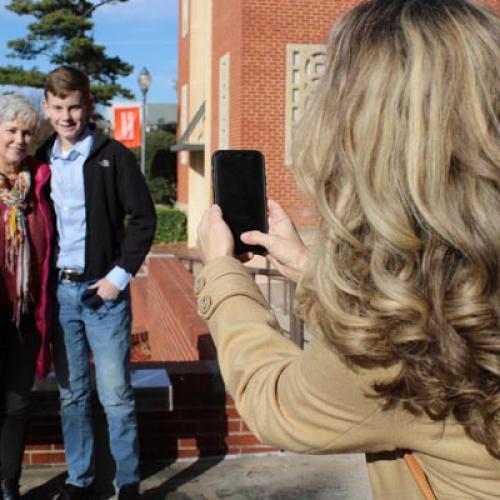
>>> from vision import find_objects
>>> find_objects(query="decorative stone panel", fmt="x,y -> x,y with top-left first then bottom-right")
285,44 -> 326,165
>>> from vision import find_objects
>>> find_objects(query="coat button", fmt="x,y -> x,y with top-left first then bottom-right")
199,296 -> 211,314
194,276 -> 205,294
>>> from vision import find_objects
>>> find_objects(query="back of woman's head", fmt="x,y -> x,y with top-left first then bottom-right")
294,0 -> 500,457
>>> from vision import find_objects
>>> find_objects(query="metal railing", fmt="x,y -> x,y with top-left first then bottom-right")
178,253 -> 305,348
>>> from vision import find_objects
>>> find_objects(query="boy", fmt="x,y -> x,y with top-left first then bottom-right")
38,66 -> 156,500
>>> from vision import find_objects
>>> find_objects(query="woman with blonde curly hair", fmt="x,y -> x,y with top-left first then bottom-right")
197,0 -> 500,497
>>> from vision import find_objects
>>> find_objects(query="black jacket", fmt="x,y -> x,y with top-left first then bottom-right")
37,127 -> 156,280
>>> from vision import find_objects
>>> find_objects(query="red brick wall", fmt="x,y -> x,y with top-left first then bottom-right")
176,0 -> 190,205
239,1 -> 358,225
24,444 -> 65,466
139,368 -> 275,459
212,0 -> 244,150
484,0 -> 500,11
210,1 -> 358,225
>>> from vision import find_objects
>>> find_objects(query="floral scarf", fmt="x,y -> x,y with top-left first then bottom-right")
0,165 -> 31,326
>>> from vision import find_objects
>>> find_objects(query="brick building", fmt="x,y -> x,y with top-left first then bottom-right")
174,0 -> 500,245
174,0 -> 363,244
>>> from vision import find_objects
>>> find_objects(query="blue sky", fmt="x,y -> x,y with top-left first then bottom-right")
0,0 -> 178,104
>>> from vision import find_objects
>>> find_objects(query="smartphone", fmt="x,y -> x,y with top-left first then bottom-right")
212,149 -> 268,255
81,287 -> 104,310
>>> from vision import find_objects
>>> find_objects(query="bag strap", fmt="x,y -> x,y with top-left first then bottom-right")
404,453 -> 437,500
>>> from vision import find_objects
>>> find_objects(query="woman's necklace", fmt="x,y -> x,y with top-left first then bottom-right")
0,165 -> 21,186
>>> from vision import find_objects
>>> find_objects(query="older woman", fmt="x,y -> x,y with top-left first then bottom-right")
0,94 -> 52,499
197,0 -> 500,498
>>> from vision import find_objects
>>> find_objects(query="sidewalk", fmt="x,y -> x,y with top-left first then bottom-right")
20,452 -> 372,499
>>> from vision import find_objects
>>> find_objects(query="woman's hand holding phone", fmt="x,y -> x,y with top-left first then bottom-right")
197,200 -> 308,282
241,199 -> 308,282
197,205 -> 235,264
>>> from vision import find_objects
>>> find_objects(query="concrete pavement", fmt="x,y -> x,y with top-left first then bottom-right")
20,452 -> 372,499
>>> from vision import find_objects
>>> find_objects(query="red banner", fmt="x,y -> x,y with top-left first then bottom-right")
114,106 -> 141,148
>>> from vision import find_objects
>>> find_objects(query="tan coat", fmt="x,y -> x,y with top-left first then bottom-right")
195,257 -> 500,499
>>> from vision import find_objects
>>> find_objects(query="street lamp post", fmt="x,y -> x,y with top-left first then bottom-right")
138,67 -> 152,176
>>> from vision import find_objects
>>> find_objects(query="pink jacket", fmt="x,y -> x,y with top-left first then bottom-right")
30,158 -> 53,378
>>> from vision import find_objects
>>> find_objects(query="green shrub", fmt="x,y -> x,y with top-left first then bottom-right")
148,177 -> 176,205
154,206 -> 187,243
131,129 -> 177,182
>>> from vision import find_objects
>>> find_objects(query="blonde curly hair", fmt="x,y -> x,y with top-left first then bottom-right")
294,0 -> 500,458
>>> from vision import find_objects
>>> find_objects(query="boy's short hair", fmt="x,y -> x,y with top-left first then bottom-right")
44,66 -> 91,102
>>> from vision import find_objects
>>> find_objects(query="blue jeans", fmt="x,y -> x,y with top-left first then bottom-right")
52,280 -> 140,488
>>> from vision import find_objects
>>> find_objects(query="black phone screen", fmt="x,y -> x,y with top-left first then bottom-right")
212,150 -> 267,255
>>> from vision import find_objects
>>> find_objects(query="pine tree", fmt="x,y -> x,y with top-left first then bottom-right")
0,0 -> 134,106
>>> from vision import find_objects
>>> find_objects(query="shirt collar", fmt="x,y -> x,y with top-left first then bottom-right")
51,127 -> 94,161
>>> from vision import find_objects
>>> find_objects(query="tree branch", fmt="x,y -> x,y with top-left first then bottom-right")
83,0 -> 125,17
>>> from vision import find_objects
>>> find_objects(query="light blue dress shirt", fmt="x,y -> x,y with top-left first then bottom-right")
50,128 -> 131,290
